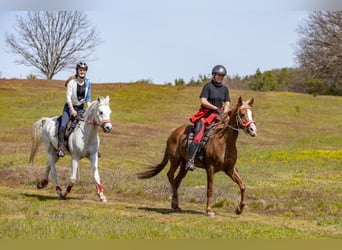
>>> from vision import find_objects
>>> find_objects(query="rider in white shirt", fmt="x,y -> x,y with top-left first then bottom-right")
57,62 -> 91,157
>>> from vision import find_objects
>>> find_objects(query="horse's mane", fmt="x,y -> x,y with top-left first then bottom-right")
88,96 -> 109,108
210,111 -> 232,138
84,96 -> 110,119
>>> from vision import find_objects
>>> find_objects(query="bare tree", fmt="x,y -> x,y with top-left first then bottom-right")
295,11 -> 342,94
6,11 -> 101,79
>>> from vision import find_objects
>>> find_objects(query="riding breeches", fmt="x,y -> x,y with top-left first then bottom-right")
193,112 -> 217,143
59,103 -> 84,132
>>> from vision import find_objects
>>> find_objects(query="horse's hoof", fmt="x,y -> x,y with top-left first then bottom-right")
37,179 -> 48,189
61,190 -> 69,197
98,193 -> 107,202
173,207 -> 182,213
207,211 -> 216,217
57,195 -> 66,200
235,206 -> 243,215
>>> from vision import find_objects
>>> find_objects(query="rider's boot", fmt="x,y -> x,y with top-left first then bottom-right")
56,130 -> 65,158
185,141 -> 200,171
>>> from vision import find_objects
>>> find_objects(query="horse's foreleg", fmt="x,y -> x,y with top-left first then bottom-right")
61,157 -> 78,198
89,153 -> 107,202
227,168 -> 246,215
206,165 -> 215,216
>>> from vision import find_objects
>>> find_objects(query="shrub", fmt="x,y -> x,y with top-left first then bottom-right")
26,73 -> 37,79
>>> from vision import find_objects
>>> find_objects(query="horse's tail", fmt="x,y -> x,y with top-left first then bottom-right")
29,117 -> 48,164
137,148 -> 169,179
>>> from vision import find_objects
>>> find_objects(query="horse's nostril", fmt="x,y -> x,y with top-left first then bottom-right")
247,126 -> 257,136
103,124 -> 112,133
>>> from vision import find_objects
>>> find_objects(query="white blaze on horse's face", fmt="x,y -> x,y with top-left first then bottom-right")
237,101 -> 257,137
97,105 -> 112,133
245,108 -> 257,137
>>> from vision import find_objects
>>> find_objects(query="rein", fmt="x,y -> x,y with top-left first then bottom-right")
80,118 -> 112,127
227,123 -> 240,132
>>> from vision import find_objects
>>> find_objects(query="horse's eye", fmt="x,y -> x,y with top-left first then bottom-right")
99,111 -> 103,115
240,113 -> 245,117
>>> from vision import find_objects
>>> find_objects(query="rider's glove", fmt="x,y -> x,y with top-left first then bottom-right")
216,108 -> 223,116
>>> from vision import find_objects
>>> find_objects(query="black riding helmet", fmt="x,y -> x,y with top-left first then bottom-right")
75,62 -> 88,79
76,62 -> 88,72
212,65 -> 227,76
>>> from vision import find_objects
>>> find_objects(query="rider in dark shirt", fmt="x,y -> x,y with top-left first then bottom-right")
186,65 -> 231,171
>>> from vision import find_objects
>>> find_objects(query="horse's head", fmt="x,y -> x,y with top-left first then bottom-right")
94,96 -> 112,133
235,97 -> 257,137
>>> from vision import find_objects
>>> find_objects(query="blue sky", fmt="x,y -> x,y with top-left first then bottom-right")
0,1 -> 340,84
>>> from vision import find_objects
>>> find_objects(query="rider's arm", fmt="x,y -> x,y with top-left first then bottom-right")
67,102 -> 76,116
85,79 -> 91,107
201,97 -> 220,111
66,81 -> 77,116
223,101 -> 231,113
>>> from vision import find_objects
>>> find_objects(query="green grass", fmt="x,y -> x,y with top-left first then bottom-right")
0,185 -> 338,239
0,79 -> 342,239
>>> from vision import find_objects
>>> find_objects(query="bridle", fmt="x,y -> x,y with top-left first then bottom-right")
78,104 -> 112,128
228,107 -> 255,132
81,118 -> 112,128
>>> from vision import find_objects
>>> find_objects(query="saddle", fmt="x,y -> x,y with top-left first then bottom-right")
56,112 -> 84,149
187,123 -> 216,164
55,112 -> 102,158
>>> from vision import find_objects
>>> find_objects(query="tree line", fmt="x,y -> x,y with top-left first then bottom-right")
170,66 -> 339,96
171,11 -> 342,96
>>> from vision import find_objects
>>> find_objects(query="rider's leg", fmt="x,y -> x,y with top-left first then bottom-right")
57,105 -> 70,157
186,119 -> 204,171
57,128 -> 65,157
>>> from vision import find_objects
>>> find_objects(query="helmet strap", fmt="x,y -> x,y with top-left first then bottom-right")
212,74 -> 218,83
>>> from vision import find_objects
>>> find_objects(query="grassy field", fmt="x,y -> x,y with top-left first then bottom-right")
0,79 -> 341,239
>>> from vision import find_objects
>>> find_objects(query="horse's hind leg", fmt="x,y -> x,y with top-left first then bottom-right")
44,149 -> 64,199
37,161 -> 50,189
206,165 -> 216,216
167,160 -> 187,212
37,145 -> 56,189
226,167 -> 246,215
61,157 -> 79,199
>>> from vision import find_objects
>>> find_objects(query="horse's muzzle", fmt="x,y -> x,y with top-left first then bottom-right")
102,122 -> 113,133
246,123 -> 257,137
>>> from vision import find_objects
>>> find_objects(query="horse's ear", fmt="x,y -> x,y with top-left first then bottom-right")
248,98 -> 254,107
105,96 -> 110,102
97,96 -> 105,103
237,96 -> 243,107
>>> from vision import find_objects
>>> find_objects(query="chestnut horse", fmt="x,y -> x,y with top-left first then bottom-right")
138,97 -> 257,216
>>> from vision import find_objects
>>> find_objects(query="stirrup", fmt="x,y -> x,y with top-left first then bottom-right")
185,160 -> 195,171
56,148 -> 65,157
